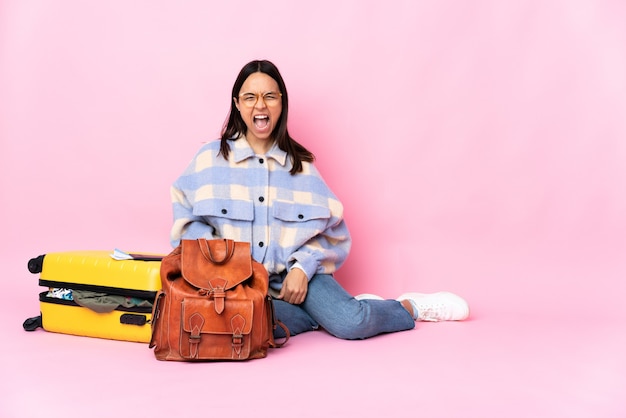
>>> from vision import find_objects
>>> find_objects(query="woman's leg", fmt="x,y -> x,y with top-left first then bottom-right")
272,299 -> 319,339
276,274 -> 415,340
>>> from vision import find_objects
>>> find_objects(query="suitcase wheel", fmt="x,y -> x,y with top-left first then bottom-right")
23,315 -> 43,331
28,255 -> 45,274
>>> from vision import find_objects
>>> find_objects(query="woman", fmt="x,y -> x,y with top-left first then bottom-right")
170,59 -> 469,340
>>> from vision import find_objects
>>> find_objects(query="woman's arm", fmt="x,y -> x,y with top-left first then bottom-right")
287,204 -> 352,280
169,185 -> 217,247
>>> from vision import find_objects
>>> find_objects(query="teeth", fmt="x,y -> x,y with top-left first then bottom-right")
254,115 -> 269,120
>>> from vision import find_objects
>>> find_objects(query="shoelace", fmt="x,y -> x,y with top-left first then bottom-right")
416,304 -> 450,322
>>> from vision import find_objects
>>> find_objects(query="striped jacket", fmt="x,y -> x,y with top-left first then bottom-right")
170,137 -> 352,288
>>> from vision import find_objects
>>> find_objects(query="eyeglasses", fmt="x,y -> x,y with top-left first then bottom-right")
237,91 -> 282,108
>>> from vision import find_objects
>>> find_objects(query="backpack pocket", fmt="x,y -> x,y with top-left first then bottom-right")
179,297 -> 254,360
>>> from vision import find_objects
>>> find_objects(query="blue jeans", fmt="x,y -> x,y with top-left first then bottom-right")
272,274 -> 415,340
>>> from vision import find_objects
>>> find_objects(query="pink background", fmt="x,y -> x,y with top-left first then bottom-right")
1,1 -> 625,417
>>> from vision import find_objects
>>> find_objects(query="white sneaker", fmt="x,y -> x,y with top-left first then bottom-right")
354,293 -> 384,301
397,292 -> 469,321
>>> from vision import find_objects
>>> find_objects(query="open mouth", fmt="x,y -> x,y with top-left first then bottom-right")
253,115 -> 270,129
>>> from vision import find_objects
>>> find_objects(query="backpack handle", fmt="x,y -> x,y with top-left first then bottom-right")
199,239 -> 235,265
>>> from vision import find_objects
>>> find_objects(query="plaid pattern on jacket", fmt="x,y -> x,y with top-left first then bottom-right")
170,137 -> 352,287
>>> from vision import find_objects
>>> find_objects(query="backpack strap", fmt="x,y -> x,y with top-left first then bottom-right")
271,320 -> 290,348
188,312 -> 205,359
267,296 -> 290,348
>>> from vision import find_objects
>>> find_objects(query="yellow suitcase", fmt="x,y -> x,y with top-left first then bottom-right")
24,250 -> 163,343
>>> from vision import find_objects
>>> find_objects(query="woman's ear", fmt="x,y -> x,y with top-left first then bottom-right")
233,97 -> 240,112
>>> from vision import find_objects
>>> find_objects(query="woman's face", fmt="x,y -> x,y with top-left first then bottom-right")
234,72 -> 283,151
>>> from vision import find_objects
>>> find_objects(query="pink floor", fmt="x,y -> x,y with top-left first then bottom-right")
3,1 -> 626,416
2,249 -> 625,418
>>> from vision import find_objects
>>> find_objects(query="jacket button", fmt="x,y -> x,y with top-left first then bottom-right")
259,158 -> 264,164
258,242 -> 264,247
221,209 -> 228,214
258,196 -> 264,203
298,214 -> 304,219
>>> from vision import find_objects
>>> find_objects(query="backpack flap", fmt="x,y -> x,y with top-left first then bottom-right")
180,239 -> 252,290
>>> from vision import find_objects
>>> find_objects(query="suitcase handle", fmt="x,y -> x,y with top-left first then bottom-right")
120,314 -> 147,326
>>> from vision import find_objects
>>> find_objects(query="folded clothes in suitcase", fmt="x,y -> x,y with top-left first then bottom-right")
24,250 -> 163,343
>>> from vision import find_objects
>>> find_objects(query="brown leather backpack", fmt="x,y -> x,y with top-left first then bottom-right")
149,238 -> 288,361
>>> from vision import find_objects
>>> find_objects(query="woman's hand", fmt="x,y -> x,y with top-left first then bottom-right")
277,268 -> 308,305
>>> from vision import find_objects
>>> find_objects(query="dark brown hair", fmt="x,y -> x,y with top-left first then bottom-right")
220,60 -> 314,174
